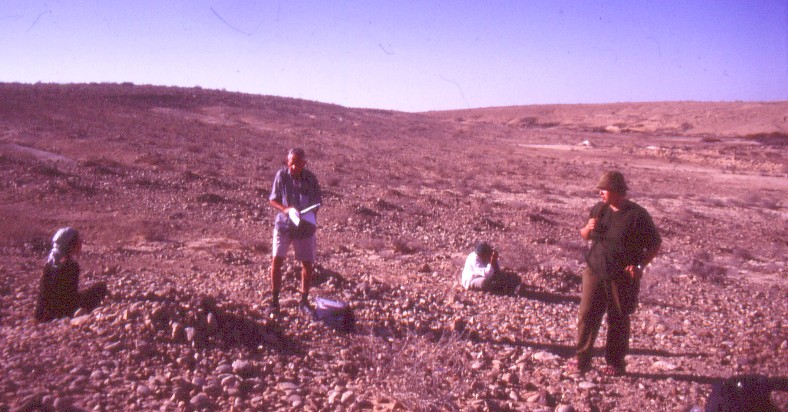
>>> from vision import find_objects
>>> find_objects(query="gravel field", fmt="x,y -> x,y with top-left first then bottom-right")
1,84 -> 786,411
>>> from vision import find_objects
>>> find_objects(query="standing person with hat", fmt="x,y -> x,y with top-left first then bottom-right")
573,171 -> 661,376
267,148 -> 322,316
35,227 -> 107,322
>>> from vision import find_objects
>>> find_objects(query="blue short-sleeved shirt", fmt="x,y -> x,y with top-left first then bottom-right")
269,167 -> 322,233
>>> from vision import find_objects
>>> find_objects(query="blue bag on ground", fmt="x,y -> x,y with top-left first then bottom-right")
315,297 -> 355,332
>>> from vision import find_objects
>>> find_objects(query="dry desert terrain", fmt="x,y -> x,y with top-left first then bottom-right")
1,83 -> 786,411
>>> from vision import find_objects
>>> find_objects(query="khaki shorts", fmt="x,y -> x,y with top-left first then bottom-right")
272,229 -> 316,262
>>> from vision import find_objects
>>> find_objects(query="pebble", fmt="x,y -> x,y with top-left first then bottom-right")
90,370 -> 106,381
232,360 -> 255,377
277,381 -> 299,392
70,315 -> 92,326
171,322 -> 185,341
136,384 -> 151,397
177,355 -> 195,368
533,351 -> 559,361
206,312 -> 218,334
103,341 -> 123,352
204,383 -> 222,397
190,392 -> 211,409
340,390 -> 355,404
185,326 -> 197,341
221,375 -> 240,389
653,360 -> 679,371
288,394 -> 303,407
70,366 -> 90,376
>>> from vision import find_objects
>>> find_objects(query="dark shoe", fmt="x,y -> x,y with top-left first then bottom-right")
266,300 -> 280,317
567,359 -> 591,375
298,299 -> 315,318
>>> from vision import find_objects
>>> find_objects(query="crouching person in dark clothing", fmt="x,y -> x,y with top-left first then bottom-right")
35,227 -> 107,322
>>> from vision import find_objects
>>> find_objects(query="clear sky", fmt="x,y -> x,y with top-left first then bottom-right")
2,1 -> 786,112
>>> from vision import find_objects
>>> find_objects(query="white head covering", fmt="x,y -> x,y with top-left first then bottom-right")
46,227 -> 80,266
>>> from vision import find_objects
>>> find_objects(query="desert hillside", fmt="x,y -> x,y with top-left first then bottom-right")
1,83 -> 786,411
432,101 -> 788,138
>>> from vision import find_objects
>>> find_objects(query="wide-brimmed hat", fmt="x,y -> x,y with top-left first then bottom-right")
596,171 -> 628,194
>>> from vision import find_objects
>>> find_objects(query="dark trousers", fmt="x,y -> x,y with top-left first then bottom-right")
35,282 -> 107,322
79,283 -> 108,313
576,267 -> 631,369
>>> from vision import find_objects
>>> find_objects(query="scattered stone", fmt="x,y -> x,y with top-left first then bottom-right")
277,382 -> 299,392
533,351 -> 559,361
70,315 -> 92,326
136,384 -> 151,397
340,391 -> 355,404
653,360 -> 679,371
2,93 -> 786,412
103,341 -> 123,353
171,322 -> 185,341
185,326 -> 197,342
205,312 -> 218,334
232,360 -> 256,378
189,392 -> 212,410
288,394 -> 303,407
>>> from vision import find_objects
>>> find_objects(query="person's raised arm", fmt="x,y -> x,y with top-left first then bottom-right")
580,218 -> 596,240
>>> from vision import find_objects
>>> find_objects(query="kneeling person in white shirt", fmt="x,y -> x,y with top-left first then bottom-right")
461,242 -> 502,291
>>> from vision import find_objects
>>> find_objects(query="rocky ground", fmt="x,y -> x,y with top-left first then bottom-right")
0,83 -> 786,411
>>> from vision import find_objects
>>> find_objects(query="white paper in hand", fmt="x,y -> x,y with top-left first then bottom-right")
288,208 -> 301,226
299,203 -> 321,214
299,211 -> 317,227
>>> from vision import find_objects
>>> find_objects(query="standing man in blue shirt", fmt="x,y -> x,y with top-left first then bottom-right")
268,148 -> 322,315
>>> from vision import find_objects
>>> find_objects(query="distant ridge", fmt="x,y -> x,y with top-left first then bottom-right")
428,101 -> 788,138
2,82 -> 785,138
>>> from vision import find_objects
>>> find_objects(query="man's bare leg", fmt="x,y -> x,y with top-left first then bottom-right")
269,256 -> 284,311
299,261 -> 314,314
